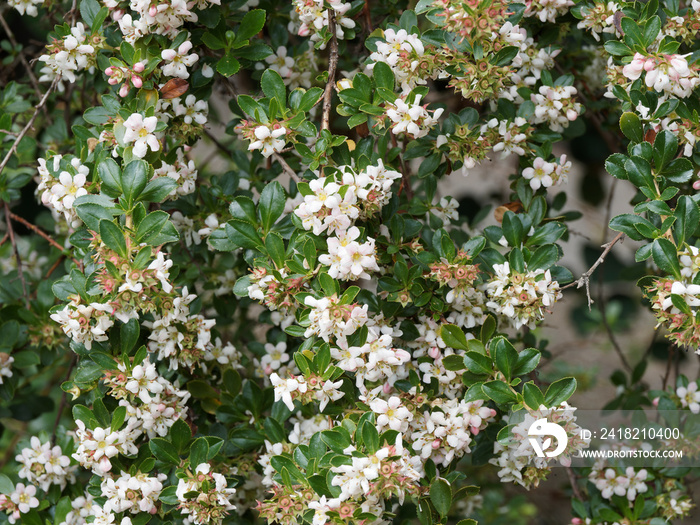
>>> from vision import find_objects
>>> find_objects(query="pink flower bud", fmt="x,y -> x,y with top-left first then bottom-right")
132,76 -> 143,88
693,180 -> 700,191
112,9 -> 124,21
119,84 -> 129,97
652,397 -> 660,406
432,439 -> 441,449
643,59 -> 655,72
108,77 -> 119,85
149,6 -> 157,16
105,67 -> 114,76
428,347 -> 440,359
383,382 -> 392,394
133,62 -> 145,73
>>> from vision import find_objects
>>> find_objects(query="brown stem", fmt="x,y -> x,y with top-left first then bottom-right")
561,232 -> 625,310
320,10 -> 339,133
4,203 -> 30,308
273,152 -> 302,184
566,466 -> 584,501
9,212 -> 81,266
0,11 -> 49,121
51,355 -> 77,446
0,76 -> 60,178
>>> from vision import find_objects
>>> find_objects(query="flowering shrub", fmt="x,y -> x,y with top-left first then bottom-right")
1,0 -> 700,524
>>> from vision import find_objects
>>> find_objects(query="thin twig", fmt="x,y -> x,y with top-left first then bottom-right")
51,355 -> 77,446
4,203 -> 30,308
203,128 -> 235,160
561,232 -> 625,309
0,233 -> 7,247
0,11 -> 49,121
273,152 -> 302,184
0,76 -> 60,178
320,10 -> 339,132
566,466 -> 584,501
9,212 -> 81,266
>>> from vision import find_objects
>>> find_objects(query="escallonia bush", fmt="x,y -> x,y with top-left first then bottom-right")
1,0 -> 700,523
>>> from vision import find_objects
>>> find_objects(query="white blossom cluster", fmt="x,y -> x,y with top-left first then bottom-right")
481,117 -> 530,159
38,23 -> 96,86
57,492 -> 94,525
523,0 -> 574,23
0,353 -> 13,385
175,463 -> 236,524
291,0 -> 356,48
500,22 -> 561,85
8,0 -> 43,16
103,358 -> 192,438
409,398 -> 496,466
159,95 -> 209,127
257,44 -> 318,89
15,437 -> 77,491
152,151 -> 199,199
386,95 -> 443,139
522,154 -> 572,190
36,155 -> 89,228
145,287 -> 217,370
72,420 -> 139,475
490,403 -> 589,488
589,466 -> 649,501
295,162 -> 401,280
576,1 -> 620,41
246,125 -> 288,158
101,470 -> 166,514
530,85 -> 582,133
367,28 -> 426,94
328,434 -> 422,511
622,52 -> 700,98
50,299 -> 114,350
270,372 -> 344,412
0,483 -> 40,524
483,262 -> 562,330
254,341 -> 296,384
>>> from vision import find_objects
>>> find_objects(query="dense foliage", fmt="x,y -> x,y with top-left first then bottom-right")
1,0 -> 700,524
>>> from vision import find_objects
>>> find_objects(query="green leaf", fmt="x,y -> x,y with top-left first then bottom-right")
523,381 -> 545,409
170,419 -> 191,452
482,381 -> 517,403
661,158 -> 693,183
619,112 -> 643,143
512,348 -> 541,376
605,153 -> 628,180
609,213 -> 649,241
149,438 -> 180,466
121,318 -> 140,354
75,203 -> 113,232
97,158 -> 122,196
624,156 -> 654,190
139,176 -> 177,202
440,324 -> 469,351
189,437 -> 209,467
372,62 -> 395,90
217,55 -> 240,77
653,130 -> 678,171
236,9 -> 266,42
121,159 -> 149,208
544,377 -> 577,406
463,351 -> 493,376
265,232 -> 286,267
604,41 -> 632,56
528,244 -> 559,270
111,405 -> 126,432
652,238 -> 681,278
259,181 -> 286,232
429,479 -> 452,518
135,211 -> 179,245
491,337 -> 518,381
674,196 -> 699,246
501,211 -> 524,247
228,219 -> 264,250
99,220 -> 128,258
80,0 -> 101,27
261,69 -> 286,107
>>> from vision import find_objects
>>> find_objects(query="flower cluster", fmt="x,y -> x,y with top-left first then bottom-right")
9,0 -> 43,16
524,0 -> 574,23
491,403 -> 589,488
72,420 -> 139,475
37,155 -> 89,228
589,466 -> 649,501
522,154 -> 572,190
50,299 -> 114,350
484,262 -> 563,330
291,0 -> 356,48
16,437 -> 76,491
39,23 -> 98,85
101,471 -> 166,514
368,28 -> 427,93
245,125 -> 288,158
622,52 -> 700,98
175,463 -> 236,524
270,372 -> 345,412
0,484 -> 40,524
386,95 -> 443,139
530,85 -> 582,133
105,61 -> 145,97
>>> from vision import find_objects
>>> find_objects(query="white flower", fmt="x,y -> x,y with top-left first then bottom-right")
161,41 -> 199,79
172,95 -> 208,125
247,125 -> 287,157
677,382 -> 700,413
386,95 -> 443,139
9,0 -> 43,16
122,114 -> 160,158
522,157 -> 555,190
10,483 -> 39,514
369,396 -> 413,432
